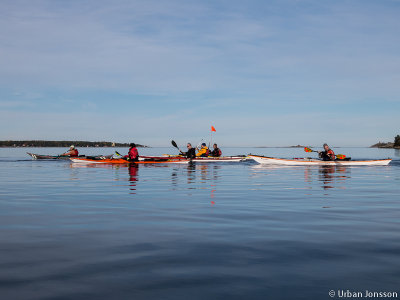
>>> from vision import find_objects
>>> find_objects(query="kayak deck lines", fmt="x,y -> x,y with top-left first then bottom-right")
139,155 -> 248,162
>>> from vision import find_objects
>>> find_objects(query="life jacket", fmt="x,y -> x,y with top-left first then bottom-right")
128,147 -> 139,161
320,149 -> 335,161
70,149 -> 79,157
186,148 -> 196,159
196,147 -> 209,157
211,148 -> 222,157
327,149 -> 335,159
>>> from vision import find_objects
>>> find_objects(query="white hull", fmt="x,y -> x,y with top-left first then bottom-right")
192,156 -> 247,162
249,155 -> 392,166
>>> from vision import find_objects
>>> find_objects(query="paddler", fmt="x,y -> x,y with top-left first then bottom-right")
196,143 -> 209,157
318,143 -> 335,161
180,143 -> 196,159
61,145 -> 79,157
124,143 -> 139,161
210,143 -> 222,157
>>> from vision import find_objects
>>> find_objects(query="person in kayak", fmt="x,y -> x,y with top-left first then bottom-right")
210,143 -> 222,157
180,143 -> 196,159
196,143 -> 209,157
61,145 -> 79,157
318,143 -> 335,161
124,143 -> 139,161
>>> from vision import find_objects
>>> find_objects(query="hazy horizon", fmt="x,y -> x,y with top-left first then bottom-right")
1,0 -> 399,146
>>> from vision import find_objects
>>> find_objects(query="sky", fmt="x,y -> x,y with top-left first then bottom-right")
0,0 -> 399,147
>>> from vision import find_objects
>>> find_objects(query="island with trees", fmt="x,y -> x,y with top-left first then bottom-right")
0,140 -> 148,148
371,135 -> 400,149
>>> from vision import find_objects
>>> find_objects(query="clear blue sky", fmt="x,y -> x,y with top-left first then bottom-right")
0,0 -> 399,146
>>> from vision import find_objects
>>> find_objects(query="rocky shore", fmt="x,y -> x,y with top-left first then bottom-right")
0,140 -> 148,148
371,142 -> 400,149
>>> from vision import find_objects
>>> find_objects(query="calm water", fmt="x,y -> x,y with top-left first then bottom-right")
0,147 -> 399,300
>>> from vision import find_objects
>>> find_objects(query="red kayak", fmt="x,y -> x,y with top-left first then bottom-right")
70,157 -> 189,164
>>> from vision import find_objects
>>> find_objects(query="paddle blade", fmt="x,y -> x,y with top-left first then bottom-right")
115,151 -> 122,156
171,140 -> 178,148
336,154 -> 346,160
304,147 -> 313,153
211,126 -> 216,132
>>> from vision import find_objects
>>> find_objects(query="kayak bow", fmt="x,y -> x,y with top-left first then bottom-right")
27,152 -> 113,160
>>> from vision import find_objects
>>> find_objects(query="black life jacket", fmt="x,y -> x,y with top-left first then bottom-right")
211,148 -> 222,157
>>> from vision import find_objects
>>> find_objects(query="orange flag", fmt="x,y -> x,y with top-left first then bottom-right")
211,126 -> 216,132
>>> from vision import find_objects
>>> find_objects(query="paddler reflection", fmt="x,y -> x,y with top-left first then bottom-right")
319,165 -> 350,190
319,165 -> 336,189
304,165 -> 351,191
128,164 -> 139,194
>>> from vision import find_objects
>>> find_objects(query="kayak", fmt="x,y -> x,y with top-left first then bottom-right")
140,155 -> 248,162
249,155 -> 392,166
191,156 -> 248,162
70,157 -> 189,164
27,152 -> 113,160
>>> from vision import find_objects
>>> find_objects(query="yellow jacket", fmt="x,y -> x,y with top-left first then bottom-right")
196,146 -> 209,157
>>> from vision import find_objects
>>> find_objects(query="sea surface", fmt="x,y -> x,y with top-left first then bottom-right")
0,147 -> 399,300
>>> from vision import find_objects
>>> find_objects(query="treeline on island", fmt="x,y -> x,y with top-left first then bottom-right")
0,140 -> 148,148
371,135 -> 400,149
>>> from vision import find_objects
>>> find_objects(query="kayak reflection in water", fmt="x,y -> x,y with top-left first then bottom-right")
196,143 -> 209,157
61,145 -> 79,157
124,143 -> 139,161
210,143 -> 222,157
318,143 -> 335,161
180,143 -> 196,159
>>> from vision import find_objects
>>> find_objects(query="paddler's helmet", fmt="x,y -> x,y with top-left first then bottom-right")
70,145 -> 75,149
201,143 -> 206,147
130,143 -> 136,147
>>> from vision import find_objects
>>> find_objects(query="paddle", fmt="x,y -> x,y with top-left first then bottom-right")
116,151 -> 132,161
171,140 -> 182,153
304,147 -> 346,160
304,147 -> 317,153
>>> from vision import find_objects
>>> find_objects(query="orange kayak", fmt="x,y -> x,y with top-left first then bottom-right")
70,157 -> 189,164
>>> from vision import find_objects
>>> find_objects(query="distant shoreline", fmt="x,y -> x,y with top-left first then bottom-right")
0,140 -> 149,148
370,142 -> 400,149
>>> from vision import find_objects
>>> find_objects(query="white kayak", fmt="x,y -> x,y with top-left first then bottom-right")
190,156 -> 248,162
249,155 -> 392,166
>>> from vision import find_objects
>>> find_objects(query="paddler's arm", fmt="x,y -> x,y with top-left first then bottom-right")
196,148 -> 206,157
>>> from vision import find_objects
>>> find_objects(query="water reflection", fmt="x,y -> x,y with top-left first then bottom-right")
170,163 -> 221,203
251,164 -> 351,191
395,149 -> 400,158
304,165 -> 351,190
128,165 -> 138,194
316,166 -> 351,190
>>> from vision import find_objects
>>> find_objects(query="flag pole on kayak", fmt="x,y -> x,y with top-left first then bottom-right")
210,125 -> 216,149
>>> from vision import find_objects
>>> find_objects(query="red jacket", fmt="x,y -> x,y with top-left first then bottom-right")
70,149 -> 79,157
327,149 -> 335,160
128,147 -> 139,160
